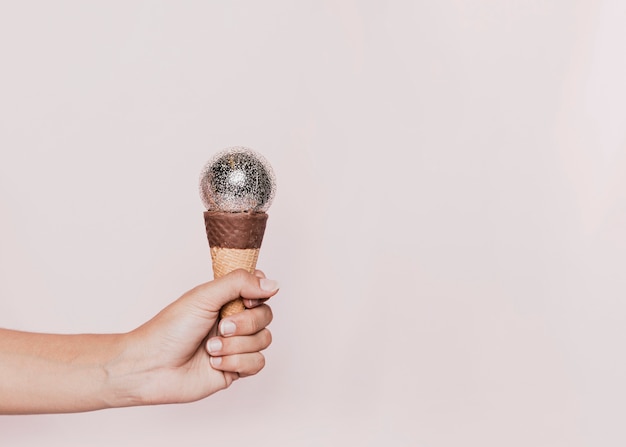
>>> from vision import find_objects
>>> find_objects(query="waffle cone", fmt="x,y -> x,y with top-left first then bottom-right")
203,211 -> 268,319
210,247 -> 261,317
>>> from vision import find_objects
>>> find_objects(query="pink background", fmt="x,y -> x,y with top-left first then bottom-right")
1,1 -> 625,445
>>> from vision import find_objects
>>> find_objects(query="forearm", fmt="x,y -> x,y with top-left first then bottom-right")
0,329 -> 130,414
0,273 -> 278,414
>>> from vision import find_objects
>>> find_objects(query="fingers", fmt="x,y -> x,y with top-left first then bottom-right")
245,271 -> 268,308
206,329 -> 272,357
209,352 -> 266,377
185,269 -> 279,313
206,304 -> 273,377
243,299 -> 263,308
219,304 -> 273,337
206,327 -> 270,377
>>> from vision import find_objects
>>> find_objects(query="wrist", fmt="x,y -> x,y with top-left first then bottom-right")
102,331 -> 147,409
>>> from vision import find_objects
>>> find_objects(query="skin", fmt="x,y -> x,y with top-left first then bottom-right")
0,269 -> 278,414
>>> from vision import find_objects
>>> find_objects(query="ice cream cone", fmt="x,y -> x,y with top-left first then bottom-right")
204,211 -> 268,318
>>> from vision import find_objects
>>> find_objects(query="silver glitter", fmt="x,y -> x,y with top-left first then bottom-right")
199,147 -> 276,212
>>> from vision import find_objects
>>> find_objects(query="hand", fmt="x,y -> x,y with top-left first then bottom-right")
0,269 -> 278,414
110,269 -> 279,407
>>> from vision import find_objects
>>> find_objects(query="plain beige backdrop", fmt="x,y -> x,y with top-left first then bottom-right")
1,1 -> 625,446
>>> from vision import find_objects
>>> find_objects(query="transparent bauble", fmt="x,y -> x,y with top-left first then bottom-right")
199,147 -> 276,212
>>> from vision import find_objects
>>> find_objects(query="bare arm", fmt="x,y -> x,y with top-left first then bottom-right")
0,330 -> 126,413
0,270 -> 279,414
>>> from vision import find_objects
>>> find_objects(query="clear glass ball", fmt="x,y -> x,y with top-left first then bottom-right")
199,147 -> 276,212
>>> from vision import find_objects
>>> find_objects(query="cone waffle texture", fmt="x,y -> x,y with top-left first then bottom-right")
204,211 -> 268,318
210,247 -> 260,317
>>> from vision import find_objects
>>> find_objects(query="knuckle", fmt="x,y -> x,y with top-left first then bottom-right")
254,353 -> 266,373
248,315 -> 261,334
262,329 -> 272,348
228,355 -> 243,371
264,305 -> 274,325
230,268 -> 250,282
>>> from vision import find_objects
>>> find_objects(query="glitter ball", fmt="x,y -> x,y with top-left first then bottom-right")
199,147 -> 276,212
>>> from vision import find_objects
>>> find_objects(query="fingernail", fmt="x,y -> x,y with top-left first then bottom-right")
207,338 -> 222,354
220,320 -> 236,336
260,278 -> 279,291
244,299 -> 260,308
210,356 -> 222,367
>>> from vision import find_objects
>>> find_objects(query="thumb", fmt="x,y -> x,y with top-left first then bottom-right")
186,269 -> 280,313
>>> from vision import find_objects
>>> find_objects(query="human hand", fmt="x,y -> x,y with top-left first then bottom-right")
109,269 -> 279,407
